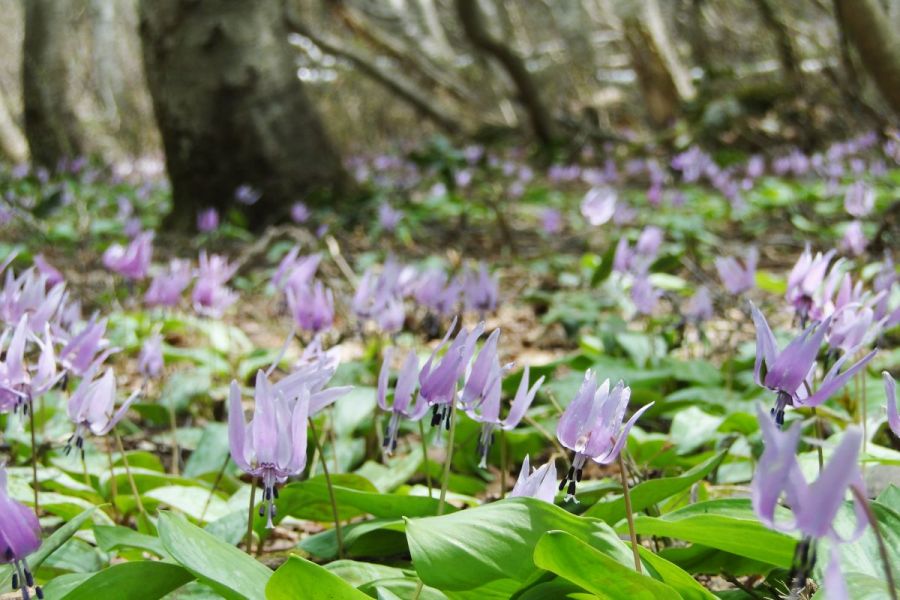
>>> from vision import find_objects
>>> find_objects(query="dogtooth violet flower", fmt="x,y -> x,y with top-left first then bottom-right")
885,372 -> 899,438
751,304 -> 876,426
138,334 -> 164,380
0,465 -> 43,599
144,259 -> 194,309
751,404 -> 868,599
556,373 -> 653,501
509,455 -> 557,503
462,262 -> 499,316
58,315 -> 116,377
580,187 -> 616,226
715,247 -> 757,295
287,280 -> 334,334
192,251 -> 238,317
102,231 -> 153,280
419,318 -> 483,430
0,317 -> 62,414
786,247 -> 841,326
377,348 -> 427,453
228,371 -> 312,528
65,367 -> 140,457
196,208 -> 219,233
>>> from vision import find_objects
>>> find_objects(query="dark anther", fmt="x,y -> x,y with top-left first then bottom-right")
258,505 -> 265,517
575,469 -> 583,482
273,487 -> 279,499
25,567 -> 33,587
264,488 -> 272,500
36,586 -> 44,599
5,548 -> 13,561
558,477 -> 567,491
567,480 -> 576,496
566,466 -> 574,479
12,573 -> 18,590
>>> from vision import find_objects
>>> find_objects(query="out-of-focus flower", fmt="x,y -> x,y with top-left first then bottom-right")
102,231 -> 153,280
840,221 -> 866,256
580,187 -> 616,226
462,263 -> 498,316
66,367 -> 139,456
635,226 -> 663,257
556,374 -> 652,501
509,455 -> 557,503
786,247 -> 839,325
33,255 -> 63,287
0,464 -> 43,600
843,181 -> 874,217
290,202 -> 310,224
885,372 -> 899,437
378,202 -> 403,231
138,334 -> 164,380
631,276 -> 660,315
287,281 -> 334,334
145,259 -> 194,308
540,208 -> 562,234
751,304 -> 876,425
58,316 -> 115,377
235,185 -> 261,205
715,247 -> 757,295
377,348 -> 428,453
197,208 -> 219,233
413,268 -> 460,317
272,247 -> 320,292
192,252 -> 238,317
684,287 -> 713,323
228,371 -> 309,527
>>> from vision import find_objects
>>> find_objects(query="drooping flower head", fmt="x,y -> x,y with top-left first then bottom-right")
0,464 -> 43,600
715,247 -> 757,295
287,281 -> 334,334
786,247 -> 840,325
556,373 -> 653,501
272,247 -> 320,292
144,259 -> 194,308
461,263 -> 499,317
509,455 -> 557,503
192,251 -> 238,317
102,231 -> 153,281
378,202 -> 403,231
138,334 -> 164,380
418,319 -> 483,430
840,221 -> 866,257
683,286 -> 714,323
58,315 -> 116,377
843,181 -> 874,217
377,348 -> 428,454
65,367 -> 140,457
580,187 -> 617,226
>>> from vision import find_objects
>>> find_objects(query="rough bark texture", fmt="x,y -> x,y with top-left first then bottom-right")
23,0 -> 87,167
622,15 -> 681,127
0,88 -> 27,163
138,0 -> 346,230
455,0 -> 555,146
835,0 -> 900,117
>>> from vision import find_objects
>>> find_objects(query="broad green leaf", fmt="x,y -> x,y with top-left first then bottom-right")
811,572 -> 900,600
585,450 -> 727,522
636,547 -> 716,600
54,561 -> 194,600
158,511 -> 271,599
300,519 -> 408,560
93,525 -> 167,557
266,556 -> 369,600
533,531 -> 679,599
0,506 -> 96,589
407,497 -> 628,594
622,499 -> 796,567
184,423 -> 231,477
814,500 -> 899,586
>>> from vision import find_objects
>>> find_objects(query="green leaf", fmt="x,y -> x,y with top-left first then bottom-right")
814,500 -> 900,586
0,506 -> 97,589
590,242 -> 617,287
812,572 -> 900,600
266,556 -> 369,600
54,561 -> 194,600
585,450 -> 727,522
300,519 -> 408,560
93,525 -> 167,557
406,497 -> 629,595
184,423 -> 231,477
533,531 -> 679,599
622,499 -> 797,567
158,511 -> 271,599
636,547 -> 717,600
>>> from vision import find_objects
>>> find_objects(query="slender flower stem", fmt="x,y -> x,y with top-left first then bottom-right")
201,455 -> 230,523
168,387 -> 180,476
850,485 -> 898,600
114,430 -> 146,518
105,441 -> 119,523
418,420 -> 432,498
245,478 -> 256,554
811,407 -> 824,474
499,428 -> 508,499
309,417 -> 344,559
438,401 -> 458,516
861,369 -> 868,459
618,452 -> 642,573
28,401 -> 39,514
523,414 -> 571,471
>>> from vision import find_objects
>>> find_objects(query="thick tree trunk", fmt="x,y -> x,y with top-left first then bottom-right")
455,0 -> 555,147
0,88 -> 28,163
138,0 -> 346,230
835,0 -> 900,116
22,0 -> 88,167
753,0 -> 801,84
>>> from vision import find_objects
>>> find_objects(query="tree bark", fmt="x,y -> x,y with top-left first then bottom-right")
138,0 -> 346,230
834,0 -> 900,116
454,0 -> 555,146
753,0 -> 801,84
0,88 -> 28,163
622,15 -> 681,127
22,0 -> 88,167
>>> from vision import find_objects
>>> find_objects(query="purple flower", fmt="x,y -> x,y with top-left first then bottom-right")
844,181 -> 874,217
540,208 -> 562,234
684,286 -> 714,323
287,281 -> 334,334
413,268 -> 460,317
33,255 -> 63,287
635,226 -> 663,257
102,231 -> 153,280
840,221 -> 866,257
378,202 -> 403,231
419,319 -> 483,429
228,371 -> 310,528
58,316 -> 115,377
631,276 -> 660,315
462,263 -> 498,316
234,185 -> 261,205
0,267 -> 66,333
873,255 -> 896,320
290,202 -> 310,224
556,374 -> 653,501
885,372 -> 899,438
786,247 -> 838,324
580,188 -> 616,226
145,260 -> 194,308
272,247 -> 320,292
138,334 -> 164,379
751,304 -> 876,425
192,252 -> 238,318
377,348 -> 428,454
123,218 -> 143,239
197,208 -> 219,233
509,455 -> 557,503
66,367 -> 140,455
715,247 -> 757,295
828,299 -> 881,354
0,464 -> 43,599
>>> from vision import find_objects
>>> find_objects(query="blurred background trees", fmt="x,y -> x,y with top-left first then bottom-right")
1,0 -> 899,225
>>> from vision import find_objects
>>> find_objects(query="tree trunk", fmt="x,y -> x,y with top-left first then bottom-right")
753,0 -> 801,84
22,0 -> 88,167
455,0 -> 555,147
138,0 -> 346,230
0,88 -> 28,163
834,0 -> 900,116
